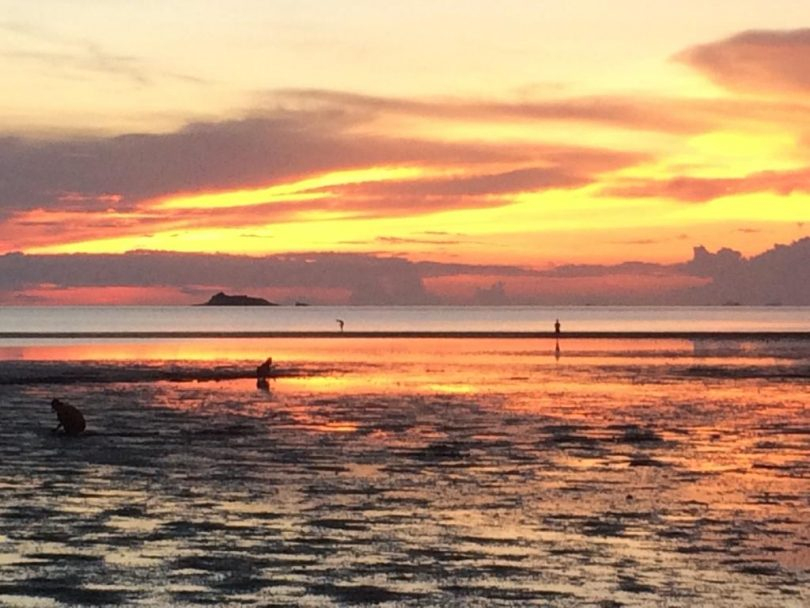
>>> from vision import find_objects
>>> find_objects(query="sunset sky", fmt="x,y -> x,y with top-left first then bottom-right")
2,1 -> 810,304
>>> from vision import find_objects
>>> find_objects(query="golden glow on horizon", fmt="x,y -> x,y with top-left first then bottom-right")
677,192 -> 810,223
375,113 -> 680,153
154,166 -> 430,210
23,179 -> 810,264
674,132 -> 801,177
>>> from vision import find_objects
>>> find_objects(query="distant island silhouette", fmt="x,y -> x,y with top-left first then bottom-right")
201,292 -> 277,306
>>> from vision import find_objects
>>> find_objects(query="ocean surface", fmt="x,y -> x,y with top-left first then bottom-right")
0,307 -> 808,606
1,304 -> 810,335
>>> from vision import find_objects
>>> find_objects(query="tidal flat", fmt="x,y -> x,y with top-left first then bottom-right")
0,337 -> 808,607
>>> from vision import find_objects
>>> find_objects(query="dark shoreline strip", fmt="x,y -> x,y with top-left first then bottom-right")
0,370 -> 302,385
2,331 -> 810,340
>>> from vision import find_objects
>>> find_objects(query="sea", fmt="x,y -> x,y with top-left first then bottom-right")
1,304 -> 810,334
0,306 -> 808,607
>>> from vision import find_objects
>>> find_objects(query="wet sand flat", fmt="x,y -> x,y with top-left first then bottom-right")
0,337 -> 808,607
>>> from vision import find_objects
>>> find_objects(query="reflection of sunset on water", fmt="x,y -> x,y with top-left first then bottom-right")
0,335 -> 807,604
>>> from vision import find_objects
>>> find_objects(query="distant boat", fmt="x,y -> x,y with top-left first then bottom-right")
200,292 -> 277,306
295,301 -> 310,307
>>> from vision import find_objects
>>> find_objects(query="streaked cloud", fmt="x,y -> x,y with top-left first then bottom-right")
267,88 -> 714,135
0,111 -> 530,216
0,20 -> 205,86
676,29 -> 810,95
0,89 -> 655,255
604,166 -> 810,202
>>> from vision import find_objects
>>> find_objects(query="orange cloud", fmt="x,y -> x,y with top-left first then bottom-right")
604,166 -> 810,202
424,272 -> 708,305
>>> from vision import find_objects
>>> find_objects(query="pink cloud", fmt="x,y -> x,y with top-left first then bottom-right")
676,29 -> 810,95
604,167 -> 810,203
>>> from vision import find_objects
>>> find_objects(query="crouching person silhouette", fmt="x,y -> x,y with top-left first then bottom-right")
257,357 -> 273,378
51,398 -> 86,436
256,357 -> 273,391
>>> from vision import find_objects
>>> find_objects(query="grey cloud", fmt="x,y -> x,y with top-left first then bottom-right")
473,281 -> 509,305
0,251 -> 439,305
683,246 -> 744,278
543,261 -> 671,279
270,89 -> 712,134
0,250 -> 545,305
0,250 -> 536,290
273,88 -> 810,139
0,116 -> 409,214
3,238 -> 810,305
540,237 -> 810,306
1,116 -> 366,210
0,99 -> 642,219
679,240 -> 810,304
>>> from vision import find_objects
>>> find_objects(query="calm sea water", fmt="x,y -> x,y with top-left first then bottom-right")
1,305 -> 809,334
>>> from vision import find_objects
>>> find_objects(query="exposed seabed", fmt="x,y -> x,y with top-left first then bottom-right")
0,338 -> 808,606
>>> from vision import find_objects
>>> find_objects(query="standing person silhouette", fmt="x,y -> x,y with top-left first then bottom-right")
336,319 -> 345,332
554,319 -> 562,360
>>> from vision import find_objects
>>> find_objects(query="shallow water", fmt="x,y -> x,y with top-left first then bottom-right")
2,304 -> 810,334
1,338 -> 808,607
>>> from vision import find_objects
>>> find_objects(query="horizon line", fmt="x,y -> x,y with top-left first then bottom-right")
3,330 -> 810,340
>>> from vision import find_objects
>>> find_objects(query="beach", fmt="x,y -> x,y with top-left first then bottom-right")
0,330 -> 809,607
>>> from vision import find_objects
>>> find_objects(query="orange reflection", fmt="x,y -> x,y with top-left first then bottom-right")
0,339 -> 281,361
285,413 -> 360,434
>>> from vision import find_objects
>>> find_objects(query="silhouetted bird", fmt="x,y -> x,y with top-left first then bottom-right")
51,399 -> 86,436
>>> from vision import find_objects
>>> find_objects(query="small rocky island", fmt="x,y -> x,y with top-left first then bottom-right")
201,292 -> 277,306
